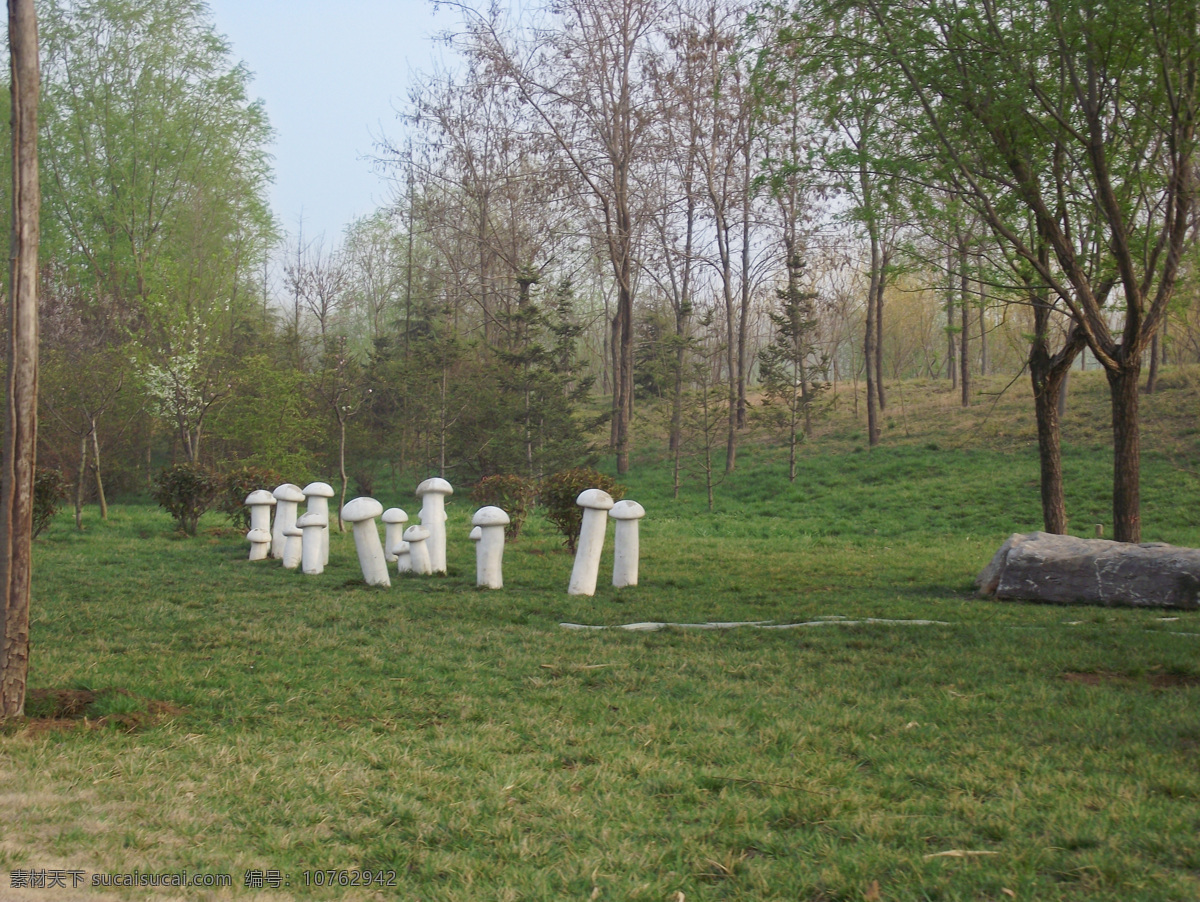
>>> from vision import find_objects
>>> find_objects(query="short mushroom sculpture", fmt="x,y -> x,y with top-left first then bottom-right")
271,484 -> 305,560
296,512 -> 327,575
404,524 -> 433,576
416,477 -> 453,574
282,524 -> 304,570
341,497 -> 390,587
382,508 -> 409,563
245,489 -> 276,561
472,507 -> 510,589
392,540 -> 412,574
302,482 -> 335,565
568,488 -> 614,596
610,500 -> 646,588
247,528 -> 272,561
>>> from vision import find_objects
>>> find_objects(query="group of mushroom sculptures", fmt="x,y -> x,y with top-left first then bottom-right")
243,479 -> 644,596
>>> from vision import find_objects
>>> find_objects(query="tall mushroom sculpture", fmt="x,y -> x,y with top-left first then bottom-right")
296,512 -> 327,575
271,484 -> 305,560
245,490 -> 276,561
341,497 -> 390,587
302,482 -> 335,565
568,489 -> 614,596
472,507 -> 510,589
610,500 -> 645,588
415,478 -> 453,574
382,508 -> 409,563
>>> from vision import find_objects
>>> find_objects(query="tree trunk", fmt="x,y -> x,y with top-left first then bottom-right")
74,433 -> 86,530
960,257 -> 970,407
91,418 -> 107,520
978,283 -> 989,377
1107,362 -> 1142,543
874,255 -> 886,412
1,0 -> 40,720
865,235 -> 881,446
1144,329 -> 1160,394
1030,350 -> 1076,534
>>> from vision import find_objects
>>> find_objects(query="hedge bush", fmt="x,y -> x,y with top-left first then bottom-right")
33,468 -> 69,538
220,465 -> 285,530
470,474 -> 537,540
539,467 -> 625,553
152,462 -> 222,536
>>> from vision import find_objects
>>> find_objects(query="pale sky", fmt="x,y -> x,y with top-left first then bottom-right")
205,0 -> 451,243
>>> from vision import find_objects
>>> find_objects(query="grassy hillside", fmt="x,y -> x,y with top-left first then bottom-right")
1,367 -> 1198,901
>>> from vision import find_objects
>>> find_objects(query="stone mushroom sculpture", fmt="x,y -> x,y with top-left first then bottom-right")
404,524 -> 433,576
472,507 -> 510,589
392,540 -> 412,574
247,528 -> 272,561
415,477 -> 453,574
568,488 -> 614,596
382,508 -> 409,563
302,482 -> 335,565
271,484 -> 305,560
341,497 -> 391,587
610,500 -> 646,588
296,512 -> 327,575
282,524 -> 304,570
245,489 -> 276,561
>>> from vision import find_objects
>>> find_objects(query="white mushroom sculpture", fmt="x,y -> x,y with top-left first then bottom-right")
271,484 -> 305,560
382,508 -> 409,563
302,482 -> 335,565
244,489 -> 276,561
393,540 -> 412,574
296,512 -> 327,575
282,523 -> 304,570
472,506 -> 510,589
415,477 -> 453,574
403,524 -> 433,576
568,489 -> 614,596
341,497 -> 391,587
610,500 -> 646,588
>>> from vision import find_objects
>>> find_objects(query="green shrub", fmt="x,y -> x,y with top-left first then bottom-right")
33,468 -> 69,538
220,465 -> 285,530
539,467 -> 625,553
152,462 -> 221,536
471,474 -> 537,540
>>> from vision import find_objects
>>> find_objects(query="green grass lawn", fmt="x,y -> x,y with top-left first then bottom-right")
3,370 -> 1200,901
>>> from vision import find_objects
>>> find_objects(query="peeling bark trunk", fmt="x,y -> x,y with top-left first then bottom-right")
1,0 -> 40,719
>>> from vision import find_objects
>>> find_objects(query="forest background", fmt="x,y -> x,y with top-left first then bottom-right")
12,0 -> 1200,541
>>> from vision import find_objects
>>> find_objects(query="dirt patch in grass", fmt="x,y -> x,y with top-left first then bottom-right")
9,688 -> 185,736
1061,670 -> 1200,689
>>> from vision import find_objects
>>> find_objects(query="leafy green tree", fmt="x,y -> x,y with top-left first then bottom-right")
819,0 -> 1200,542
38,0 -> 275,464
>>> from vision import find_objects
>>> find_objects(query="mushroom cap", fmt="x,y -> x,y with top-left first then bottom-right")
390,539 -> 410,556
341,496 -> 384,522
272,483 -> 306,503
472,506 -> 511,527
246,489 -> 277,506
246,528 -> 272,543
382,507 -> 410,524
284,524 -> 303,537
469,526 -> 483,541
576,488 -> 615,510
403,524 -> 431,542
610,500 -> 646,520
302,481 -> 335,498
415,477 -> 454,497
296,512 -> 327,529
